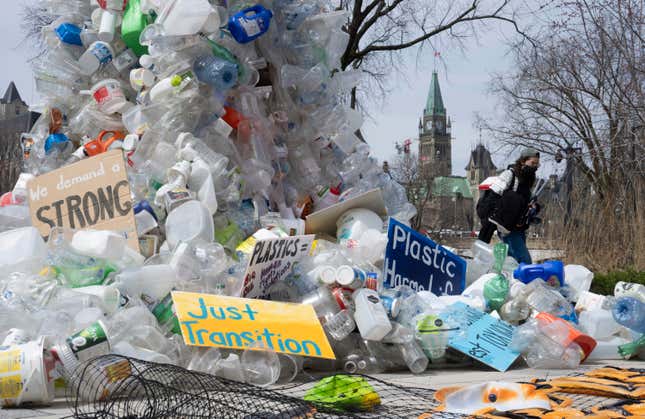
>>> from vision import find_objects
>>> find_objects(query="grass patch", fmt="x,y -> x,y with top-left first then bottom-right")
590,270 -> 645,296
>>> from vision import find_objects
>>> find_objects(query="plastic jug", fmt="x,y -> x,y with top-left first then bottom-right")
513,260 -> 564,287
157,0 -> 219,36
352,288 -> 392,341
165,200 -> 215,248
227,5 -> 273,44
121,0 -> 151,56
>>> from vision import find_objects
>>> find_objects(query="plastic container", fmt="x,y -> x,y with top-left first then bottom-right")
513,260 -> 564,287
614,281 -> 645,302
156,0 -> 217,36
0,227 -> 47,273
83,79 -> 127,114
78,41 -> 114,75
336,208 -> 382,243
352,288 -> 392,341
55,23 -> 83,46
227,5 -> 273,44
578,309 -> 621,340
70,230 -> 126,261
563,265 -> 593,301
335,266 -> 365,289
0,340 -> 56,407
165,200 -> 215,248
612,297 -> 645,333
193,55 -> 238,92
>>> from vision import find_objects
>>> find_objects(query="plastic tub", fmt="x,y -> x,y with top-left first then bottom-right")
0,339 -> 56,407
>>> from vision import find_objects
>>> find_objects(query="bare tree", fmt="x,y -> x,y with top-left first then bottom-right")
388,151 -> 434,230
482,0 -> 645,271
336,0 -> 532,110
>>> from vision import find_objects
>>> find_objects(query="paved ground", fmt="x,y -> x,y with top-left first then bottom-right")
2,359 -> 643,419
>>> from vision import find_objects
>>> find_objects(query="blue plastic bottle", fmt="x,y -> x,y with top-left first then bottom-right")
55,23 -> 83,46
227,5 -> 273,44
513,260 -> 564,287
193,55 -> 239,92
612,297 -> 645,333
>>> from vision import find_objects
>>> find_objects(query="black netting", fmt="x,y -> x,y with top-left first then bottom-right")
66,357 -> 644,419
66,355 -> 463,419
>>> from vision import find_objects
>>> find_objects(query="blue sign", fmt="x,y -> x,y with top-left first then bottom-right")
383,218 -> 466,295
445,302 -> 520,372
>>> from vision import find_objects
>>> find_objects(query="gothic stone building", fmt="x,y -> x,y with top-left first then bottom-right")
417,72 -> 496,233
0,82 -> 39,193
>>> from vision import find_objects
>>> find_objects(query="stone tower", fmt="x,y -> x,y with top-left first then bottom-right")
418,71 -> 452,177
465,143 -> 497,211
0,82 -> 38,193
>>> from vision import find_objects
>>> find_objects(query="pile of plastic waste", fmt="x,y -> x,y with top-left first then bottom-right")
0,0 -> 643,409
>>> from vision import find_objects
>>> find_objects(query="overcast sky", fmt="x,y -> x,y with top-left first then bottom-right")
0,3 -> 557,178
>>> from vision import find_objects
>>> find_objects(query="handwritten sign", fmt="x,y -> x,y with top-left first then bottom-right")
27,150 -> 139,250
383,218 -> 465,295
172,291 -> 335,359
241,234 -> 315,298
444,302 -> 519,372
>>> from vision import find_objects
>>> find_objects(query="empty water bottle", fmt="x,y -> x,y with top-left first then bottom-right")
612,297 -> 645,333
193,55 -> 239,92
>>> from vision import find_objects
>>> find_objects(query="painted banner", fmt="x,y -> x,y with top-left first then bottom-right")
27,150 -> 139,250
241,234 -> 315,298
172,291 -> 335,359
383,218 -> 466,295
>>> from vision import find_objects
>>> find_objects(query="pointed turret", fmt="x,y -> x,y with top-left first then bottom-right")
2,82 -> 23,104
424,72 -> 445,116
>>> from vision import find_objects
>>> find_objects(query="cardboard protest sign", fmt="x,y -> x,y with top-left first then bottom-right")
240,234 -> 315,298
172,291 -> 335,359
305,188 -> 386,236
445,302 -> 520,372
383,218 -> 466,295
27,150 -> 139,250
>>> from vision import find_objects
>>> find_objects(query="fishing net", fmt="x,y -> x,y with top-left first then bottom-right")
66,356 -> 645,418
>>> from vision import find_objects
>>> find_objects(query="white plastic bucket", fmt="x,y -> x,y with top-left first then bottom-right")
0,339 -> 56,407
87,79 -> 127,114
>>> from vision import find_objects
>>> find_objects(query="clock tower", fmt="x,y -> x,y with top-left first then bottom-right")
418,71 -> 452,177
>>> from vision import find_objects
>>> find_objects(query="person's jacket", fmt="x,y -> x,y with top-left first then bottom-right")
477,167 -> 533,232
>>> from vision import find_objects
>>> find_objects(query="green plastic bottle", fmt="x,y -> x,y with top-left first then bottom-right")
483,243 -> 510,312
121,0 -> 153,57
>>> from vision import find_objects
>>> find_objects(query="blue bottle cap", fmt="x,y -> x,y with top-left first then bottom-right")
55,23 -> 83,46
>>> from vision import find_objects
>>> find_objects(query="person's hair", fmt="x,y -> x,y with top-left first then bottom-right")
512,156 -> 532,174
512,156 -> 537,187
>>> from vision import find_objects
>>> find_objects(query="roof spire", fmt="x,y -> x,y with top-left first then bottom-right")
424,71 -> 445,117
2,82 -> 23,104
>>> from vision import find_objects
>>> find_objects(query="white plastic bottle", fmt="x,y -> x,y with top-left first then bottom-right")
352,288 -> 392,341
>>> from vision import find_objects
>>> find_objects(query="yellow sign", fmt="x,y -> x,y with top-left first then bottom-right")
172,291 -> 336,359
27,150 -> 139,250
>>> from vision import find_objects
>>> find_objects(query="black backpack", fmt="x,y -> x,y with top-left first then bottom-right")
476,169 -> 515,221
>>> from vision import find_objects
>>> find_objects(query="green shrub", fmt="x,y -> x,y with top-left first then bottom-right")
590,270 -> 645,296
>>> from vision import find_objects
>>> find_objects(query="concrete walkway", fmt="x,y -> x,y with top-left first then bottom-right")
2,359 -> 643,419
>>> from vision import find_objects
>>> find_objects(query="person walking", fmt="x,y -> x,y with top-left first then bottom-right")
476,148 -> 541,264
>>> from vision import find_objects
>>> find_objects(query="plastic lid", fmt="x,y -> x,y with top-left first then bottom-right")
335,266 -> 356,286
317,266 -> 337,285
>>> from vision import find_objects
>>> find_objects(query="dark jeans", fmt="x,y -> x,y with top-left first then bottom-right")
478,219 -> 497,243
501,230 -> 533,264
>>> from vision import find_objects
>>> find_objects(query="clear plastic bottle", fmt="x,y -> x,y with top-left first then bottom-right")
193,55 -> 239,92
612,297 -> 645,333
